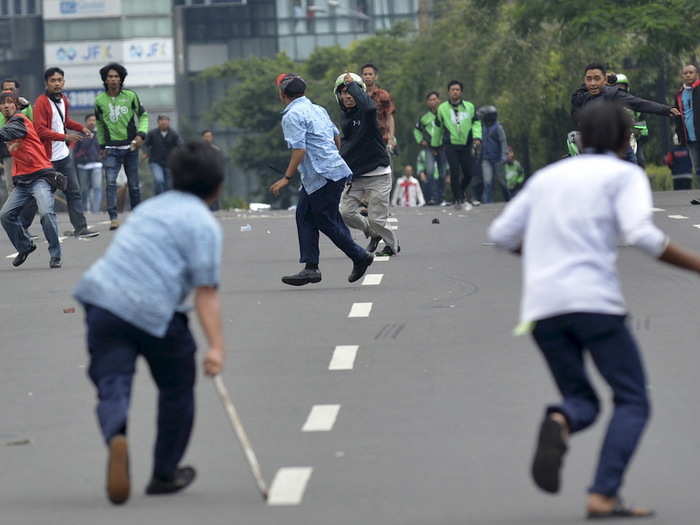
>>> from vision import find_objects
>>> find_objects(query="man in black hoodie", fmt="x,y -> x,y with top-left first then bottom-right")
336,73 -> 399,257
571,63 -> 680,163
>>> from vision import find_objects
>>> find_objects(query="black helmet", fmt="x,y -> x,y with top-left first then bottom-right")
478,105 -> 498,125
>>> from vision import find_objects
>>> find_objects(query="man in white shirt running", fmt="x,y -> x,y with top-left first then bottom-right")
489,101 -> 700,520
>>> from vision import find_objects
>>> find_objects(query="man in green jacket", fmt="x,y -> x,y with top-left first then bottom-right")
435,80 -> 482,210
94,63 -> 148,230
414,91 -> 445,204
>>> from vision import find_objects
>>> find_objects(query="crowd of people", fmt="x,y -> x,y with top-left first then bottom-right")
0,63 -> 223,268
2,55 -> 700,518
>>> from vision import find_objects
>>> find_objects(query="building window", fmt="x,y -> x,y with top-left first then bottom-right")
0,0 -> 8,16
14,0 -> 21,15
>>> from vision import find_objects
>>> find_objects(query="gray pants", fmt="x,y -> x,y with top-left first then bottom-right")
340,173 -> 397,250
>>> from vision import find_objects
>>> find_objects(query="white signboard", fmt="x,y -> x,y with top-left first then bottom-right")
43,0 -> 122,20
45,38 -> 174,67
49,63 -> 175,89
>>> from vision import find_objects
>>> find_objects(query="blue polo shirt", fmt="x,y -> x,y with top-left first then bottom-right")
74,191 -> 222,337
281,96 -> 352,194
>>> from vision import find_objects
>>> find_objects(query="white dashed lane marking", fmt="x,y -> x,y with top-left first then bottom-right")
348,302 -> 372,318
301,404 -> 340,432
362,273 -> 383,286
652,207 -> 665,212
374,256 -> 390,262
329,345 -> 359,370
267,467 -> 313,506
668,215 -> 688,219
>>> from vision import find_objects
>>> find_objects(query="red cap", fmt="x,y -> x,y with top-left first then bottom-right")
275,73 -> 289,87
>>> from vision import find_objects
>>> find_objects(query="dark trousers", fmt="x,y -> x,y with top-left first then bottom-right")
673,177 -> 692,190
85,304 -> 196,480
532,313 -> 650,497
22,155 -> 87,232
297,178 -> 366,265
444,143 -> 474,203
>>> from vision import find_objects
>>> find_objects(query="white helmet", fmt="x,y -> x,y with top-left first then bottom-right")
334,72 -> 365,105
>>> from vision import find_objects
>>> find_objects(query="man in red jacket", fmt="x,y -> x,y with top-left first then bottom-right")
0,89 -> 62,268
676,64 -> 700,204
23,67 -> 98,238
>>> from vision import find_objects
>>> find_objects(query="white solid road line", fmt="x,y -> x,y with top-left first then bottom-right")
362,273 -> 383,286
267,467 -> 313,506
302,404 -> 340,432
348,302 -> 372,318
668,214 -> 688,219
329,345 -> 359,370
6,236 -> 67,258
374,256 -> 390,262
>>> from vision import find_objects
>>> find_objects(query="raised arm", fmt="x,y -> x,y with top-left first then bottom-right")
0,115 -> 28,143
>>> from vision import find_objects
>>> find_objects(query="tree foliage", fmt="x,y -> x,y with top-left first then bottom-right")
200,0 -> 700,201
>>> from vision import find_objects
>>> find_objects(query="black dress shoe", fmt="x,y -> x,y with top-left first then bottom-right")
49,257 -> 62,269
348,254 -> 373,283
281,268 -> 322,286
146,466 -> 197,495
376,244 -> 400,257
366,236 -> 381,253
12,243 -> 36,267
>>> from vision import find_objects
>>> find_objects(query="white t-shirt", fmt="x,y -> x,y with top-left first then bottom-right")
488,153 -> 668,323
50,98 -> 70,162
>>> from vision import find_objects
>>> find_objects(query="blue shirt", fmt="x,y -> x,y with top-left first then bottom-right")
682,87 -> 696,142
281,96 -> 352,194
74,191 -> 222,337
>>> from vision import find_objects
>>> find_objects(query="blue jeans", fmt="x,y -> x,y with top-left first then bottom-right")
22,154 -> 87,232
297,178 -> 367,265
149,162 -> 170,195
78,166 -> 103,213
481,159 -> 510,203
532,313 -> 650,497
104,148 -> 140,219
85,304 -> 196,479
0,178 -> 61,259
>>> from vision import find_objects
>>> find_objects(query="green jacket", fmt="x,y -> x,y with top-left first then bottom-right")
436,99 -> 481,146
505,160 -> 524,190
0,104 -> 32,126
94,89 -> 148,147
413,110 -> 443,148
633,111 -> 649,137
416,149 -> 440,179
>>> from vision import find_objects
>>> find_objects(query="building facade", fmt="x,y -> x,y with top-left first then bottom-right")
0,1 -> 44,100
43,0 -> 176,123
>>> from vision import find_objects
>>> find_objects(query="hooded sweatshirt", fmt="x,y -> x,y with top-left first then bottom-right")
338,81 -> 390,176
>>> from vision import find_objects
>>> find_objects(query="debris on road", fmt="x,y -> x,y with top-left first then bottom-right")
240,224 -> 253,232
432,218 -> 440,224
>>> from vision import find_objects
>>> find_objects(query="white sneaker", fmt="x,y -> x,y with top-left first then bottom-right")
471,200 -> 481,207
461,202 -> 473,211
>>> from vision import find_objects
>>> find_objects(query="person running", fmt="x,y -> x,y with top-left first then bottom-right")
74,141 -> 225,505
144,115 -> 182,195
489,101 -> 700,519
571,63 -> 679,164
360,64 -> 397,152
336,72 -> 400,257
94,62 -> 149,230
270,73 -> 373,286
414,91 -> 445,204
0,79 -> 33,213
0,89 -> 62,268
26,67 -> 98,238
435,80 -> 482,210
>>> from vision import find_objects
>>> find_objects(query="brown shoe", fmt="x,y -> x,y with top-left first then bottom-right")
109,219 -> 119,231
106,434 -> 130,505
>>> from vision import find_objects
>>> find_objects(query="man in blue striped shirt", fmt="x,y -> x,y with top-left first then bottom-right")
270,73 -> 372,286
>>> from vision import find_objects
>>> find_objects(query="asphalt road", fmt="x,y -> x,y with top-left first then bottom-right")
1,191 -> 700,525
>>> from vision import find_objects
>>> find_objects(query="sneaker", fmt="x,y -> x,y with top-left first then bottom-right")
281,268 -> 322,286
461,202 -> 473,211
109,219 -> 119,231
106,435 -> 130,505
471,200 -> 481,207
12,243 -> 36,267
75,227 -> 100,239
348,254 -> 373,283
366,236 -> 381,253
376,244 -> 400,257
691,199 -> 700,205
145,466 -> 196,496
49,257 -> 62,269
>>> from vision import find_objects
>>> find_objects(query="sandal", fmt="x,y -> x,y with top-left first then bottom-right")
531,417 -> 568,493
587,499 -> 655,520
